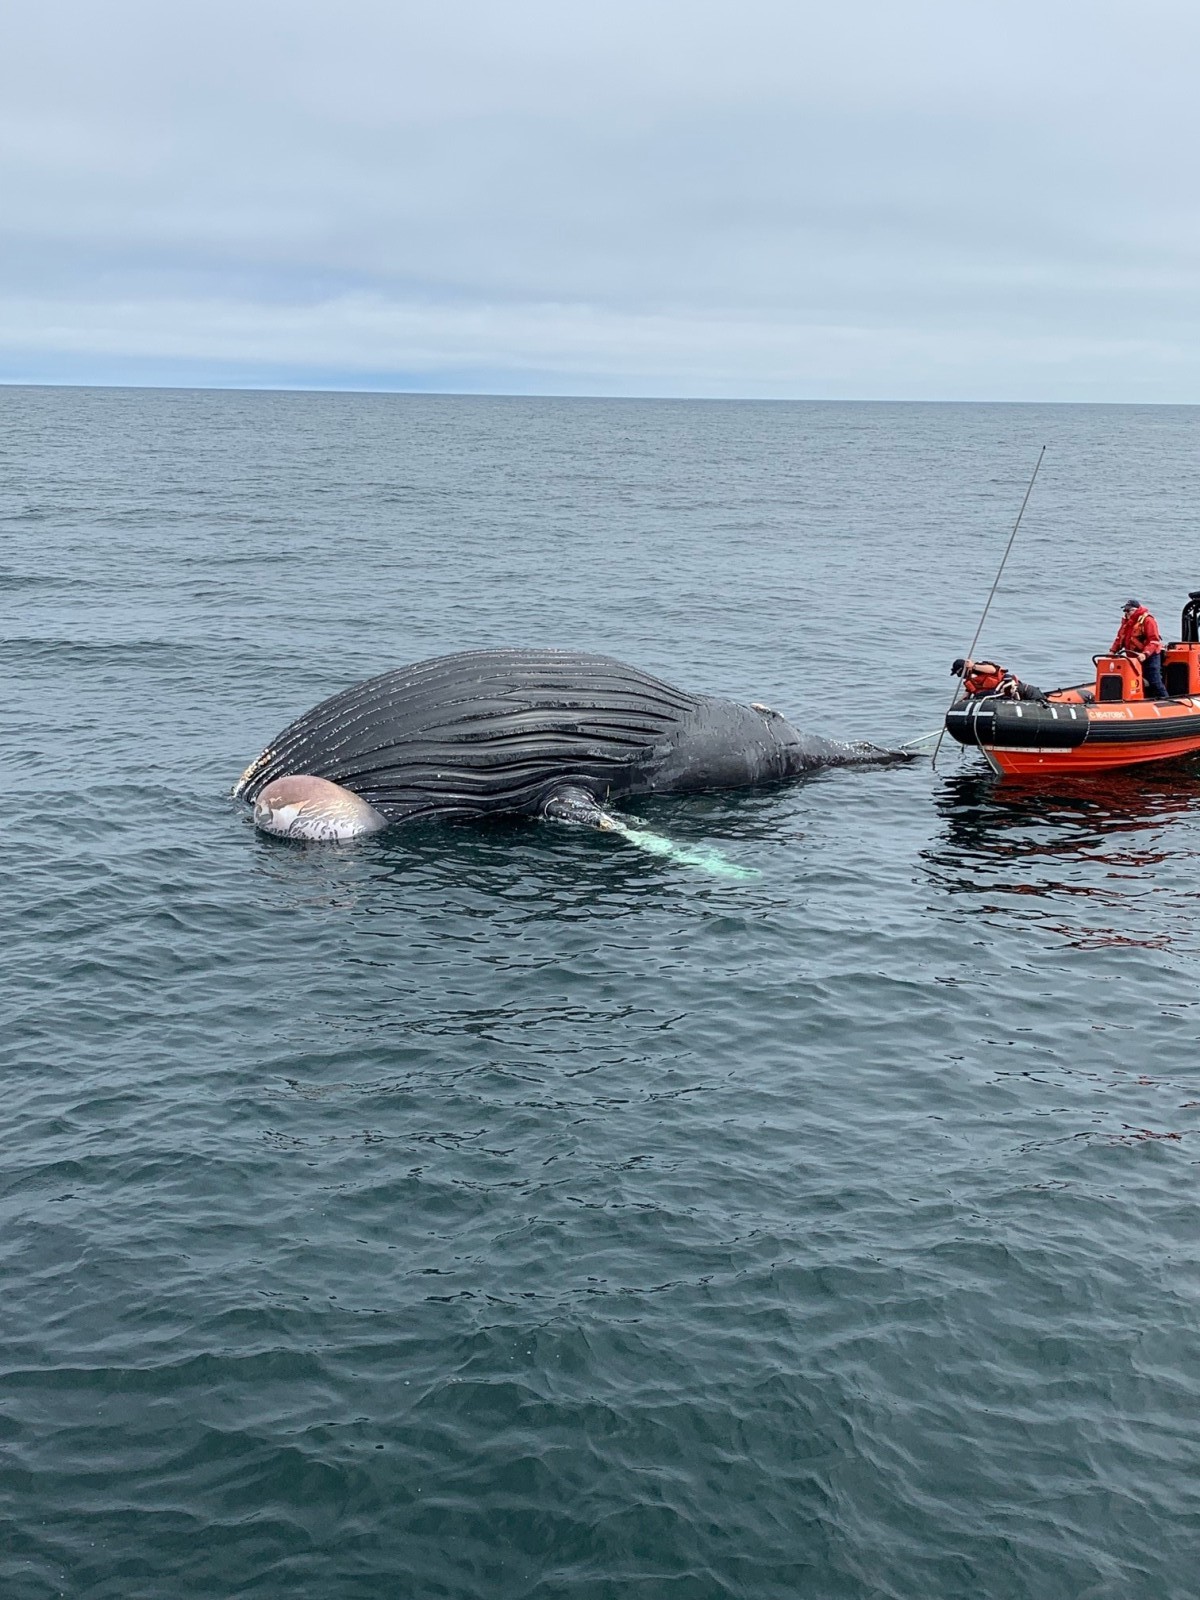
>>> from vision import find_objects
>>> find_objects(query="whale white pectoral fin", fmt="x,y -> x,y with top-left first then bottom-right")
542,786 -> 757,880
604,817 -> 760,879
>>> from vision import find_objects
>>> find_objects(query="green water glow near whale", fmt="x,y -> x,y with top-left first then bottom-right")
599,813 -> 761,879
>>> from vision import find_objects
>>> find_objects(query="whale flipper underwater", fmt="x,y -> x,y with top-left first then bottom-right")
234,648 -> 911,844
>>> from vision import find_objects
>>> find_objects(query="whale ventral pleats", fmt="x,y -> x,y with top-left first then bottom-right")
234,646 -> 907,840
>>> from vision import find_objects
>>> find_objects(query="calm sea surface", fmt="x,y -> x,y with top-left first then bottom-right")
4,389 -> 1200,1599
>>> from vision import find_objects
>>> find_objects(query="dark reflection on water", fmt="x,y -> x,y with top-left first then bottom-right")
935,764 -> 1200,852
927,765 -> 1200,950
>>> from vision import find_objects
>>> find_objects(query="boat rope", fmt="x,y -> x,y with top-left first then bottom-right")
931,445 -> 1047,770
898,729 -> 942,752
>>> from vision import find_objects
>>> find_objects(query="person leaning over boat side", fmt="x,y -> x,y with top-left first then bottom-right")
951,658 -> 1050,703
1111,598 -> 1166,699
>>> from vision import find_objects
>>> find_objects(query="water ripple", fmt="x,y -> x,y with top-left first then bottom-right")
4,391 -> 1200,1598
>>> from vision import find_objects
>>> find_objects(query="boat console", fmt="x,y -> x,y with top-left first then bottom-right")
1094,655 -> 1143,702
1163,590 -> 1200,697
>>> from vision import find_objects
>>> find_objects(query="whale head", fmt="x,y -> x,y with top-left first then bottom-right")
252,774 -> 388,842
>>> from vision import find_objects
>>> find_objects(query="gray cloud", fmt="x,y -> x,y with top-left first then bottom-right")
3,0 -> 1199,395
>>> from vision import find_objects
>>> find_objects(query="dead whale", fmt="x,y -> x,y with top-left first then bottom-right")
233,648 -> 907,842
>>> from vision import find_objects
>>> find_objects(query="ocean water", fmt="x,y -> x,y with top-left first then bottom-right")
4,388 -> 1200,1599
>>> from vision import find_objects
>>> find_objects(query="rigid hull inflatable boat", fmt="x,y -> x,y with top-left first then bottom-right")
945,591 -> 1200,778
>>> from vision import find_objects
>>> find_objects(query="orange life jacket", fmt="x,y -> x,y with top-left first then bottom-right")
964,661 -> 1006,695
1111,606 -> 1163,658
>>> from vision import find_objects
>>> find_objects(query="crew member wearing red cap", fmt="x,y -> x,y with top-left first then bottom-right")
1111,599 -> 1166,698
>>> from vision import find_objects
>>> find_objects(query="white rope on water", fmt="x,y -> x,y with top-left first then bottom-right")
899,729 -> 942,752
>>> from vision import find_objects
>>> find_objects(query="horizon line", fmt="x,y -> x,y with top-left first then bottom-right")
1,379 -> 1196,408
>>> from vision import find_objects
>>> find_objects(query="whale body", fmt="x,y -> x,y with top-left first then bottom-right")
234,648 -> 903,841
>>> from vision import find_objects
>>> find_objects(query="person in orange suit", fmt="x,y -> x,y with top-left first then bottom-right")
951,658 -> 1048,702
1111,599 -> 1165,699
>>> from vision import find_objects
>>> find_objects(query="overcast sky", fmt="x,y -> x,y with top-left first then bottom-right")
2,0 -> 1198,398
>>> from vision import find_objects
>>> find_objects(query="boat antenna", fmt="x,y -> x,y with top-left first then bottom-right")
931,444 -> 1047,770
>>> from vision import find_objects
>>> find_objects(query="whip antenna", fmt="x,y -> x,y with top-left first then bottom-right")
931,445 -> 1046,769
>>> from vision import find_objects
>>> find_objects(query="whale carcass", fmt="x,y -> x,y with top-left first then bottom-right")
233,648 -> 906,842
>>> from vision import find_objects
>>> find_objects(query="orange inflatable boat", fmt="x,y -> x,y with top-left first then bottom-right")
944,591 -> 1200,778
